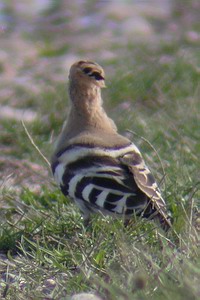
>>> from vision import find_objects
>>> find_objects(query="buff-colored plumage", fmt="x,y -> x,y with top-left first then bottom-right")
51,60 -> 172,230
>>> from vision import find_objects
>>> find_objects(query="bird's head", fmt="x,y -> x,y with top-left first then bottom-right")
69,60 -> 106,89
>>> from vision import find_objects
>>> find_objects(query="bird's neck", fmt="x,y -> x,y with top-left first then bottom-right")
69,82 -> 103,116
63,83 -> 117,138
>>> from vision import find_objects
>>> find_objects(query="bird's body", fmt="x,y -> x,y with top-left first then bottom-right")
51,60 -> 171,230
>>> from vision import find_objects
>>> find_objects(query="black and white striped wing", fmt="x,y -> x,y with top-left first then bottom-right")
58,154 -> 148,216
52,143 -> 171,230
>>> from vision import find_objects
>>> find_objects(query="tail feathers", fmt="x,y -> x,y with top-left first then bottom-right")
141,202 -> 172,231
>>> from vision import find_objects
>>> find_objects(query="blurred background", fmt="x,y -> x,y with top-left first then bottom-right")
0,0 -> 199,110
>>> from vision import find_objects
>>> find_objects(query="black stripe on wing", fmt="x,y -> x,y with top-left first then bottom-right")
92,177 -> 133,193
67,155 -> 121,171
126,193 -> 147,208
103,202 -> 118,211
75,177 -> 92,200
106,193 -> 125,203
89,188 -> 103,204
60,170 -> 74,196
51,160 -> 59,174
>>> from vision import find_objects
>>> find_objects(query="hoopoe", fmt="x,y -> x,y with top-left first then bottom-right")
51,60 -> 171,231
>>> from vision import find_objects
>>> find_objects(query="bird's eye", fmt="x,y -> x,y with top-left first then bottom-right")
82,67 -> 104,81
83,67 -> 93,74
89,71 -> 104,81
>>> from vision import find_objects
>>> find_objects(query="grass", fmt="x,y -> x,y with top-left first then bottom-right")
0,3 -> 200,299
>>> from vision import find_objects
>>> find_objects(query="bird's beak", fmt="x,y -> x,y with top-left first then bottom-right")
99,79 -> 106,88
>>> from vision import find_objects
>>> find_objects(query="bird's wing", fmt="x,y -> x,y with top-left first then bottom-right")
120,151 -> 171,228
61,155 -> 147,215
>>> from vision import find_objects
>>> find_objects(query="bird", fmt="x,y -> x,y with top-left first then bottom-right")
51,60 -> 172,231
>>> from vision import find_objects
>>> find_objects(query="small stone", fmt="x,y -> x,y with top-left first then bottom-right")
71,293 -> 103,300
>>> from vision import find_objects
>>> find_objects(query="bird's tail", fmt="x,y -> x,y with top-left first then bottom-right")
142,202 -> 172,231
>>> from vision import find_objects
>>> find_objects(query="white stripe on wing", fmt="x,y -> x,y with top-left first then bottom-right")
58,143 -> 140,166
